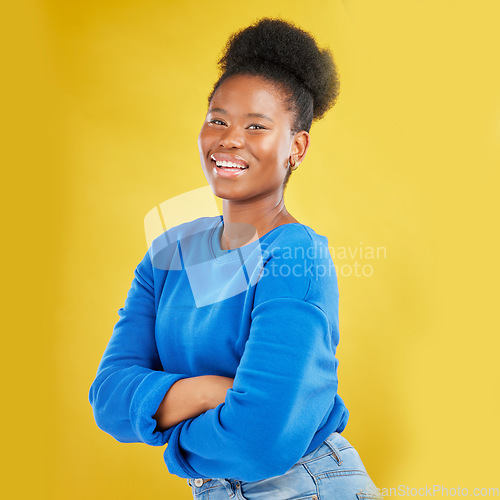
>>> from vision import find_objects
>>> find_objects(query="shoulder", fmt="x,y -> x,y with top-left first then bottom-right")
151,215 -> 220,247
254,223 -> 337,304
148,215 -> 221,270
261,223 -> 331,263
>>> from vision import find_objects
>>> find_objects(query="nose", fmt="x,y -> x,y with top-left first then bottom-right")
219,125 -> 244,149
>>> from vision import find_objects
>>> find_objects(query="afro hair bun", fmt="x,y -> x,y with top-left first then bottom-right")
216,18 -> 340,124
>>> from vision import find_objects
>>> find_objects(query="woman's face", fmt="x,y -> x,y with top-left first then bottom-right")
198,74 -> 299,202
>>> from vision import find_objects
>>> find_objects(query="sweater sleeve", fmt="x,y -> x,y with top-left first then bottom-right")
163,242 -> 340,481
89,249 -> 188,445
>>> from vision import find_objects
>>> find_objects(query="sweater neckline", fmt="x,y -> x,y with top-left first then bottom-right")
208,215 -> 304,262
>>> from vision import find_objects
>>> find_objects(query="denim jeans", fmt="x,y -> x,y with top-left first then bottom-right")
186,431 -> 382,499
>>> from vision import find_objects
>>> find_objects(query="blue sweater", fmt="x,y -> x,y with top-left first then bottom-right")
89,215 -> 349,482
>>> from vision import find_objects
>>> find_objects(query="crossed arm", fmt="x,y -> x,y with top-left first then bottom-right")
153,375 -> 234,431
90,242 -> 342,481
89,250 -> 235,445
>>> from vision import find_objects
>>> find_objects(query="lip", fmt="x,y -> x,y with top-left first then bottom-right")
210,152 -> 249,179
212,162 -> 248,179
210,152 -> 249,168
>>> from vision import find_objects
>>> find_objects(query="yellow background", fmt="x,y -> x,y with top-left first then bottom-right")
2,0 -> 499,498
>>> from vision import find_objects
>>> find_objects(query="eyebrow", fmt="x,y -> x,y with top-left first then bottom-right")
208,108 -> 274,123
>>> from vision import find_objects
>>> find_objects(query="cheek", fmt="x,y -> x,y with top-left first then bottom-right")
198,127 -> 214,156
257,133 -> 291,165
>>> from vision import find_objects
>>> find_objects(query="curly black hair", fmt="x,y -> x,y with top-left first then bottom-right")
208,18 -> 340,136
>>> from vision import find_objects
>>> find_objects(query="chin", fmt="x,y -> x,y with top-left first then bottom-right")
208,183 -> 248,201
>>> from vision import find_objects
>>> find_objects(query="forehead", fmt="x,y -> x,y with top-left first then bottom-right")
209,74 -> 291,118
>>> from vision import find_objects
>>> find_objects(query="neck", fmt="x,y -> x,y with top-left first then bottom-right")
219,192 -> 297,250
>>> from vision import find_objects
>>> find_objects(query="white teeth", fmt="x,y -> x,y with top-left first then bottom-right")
211,155 -> 247,169
219,161 -> 240,168
214,159 -> 247,169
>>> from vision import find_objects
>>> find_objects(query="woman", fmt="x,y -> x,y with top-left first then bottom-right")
89,18 -> 382,499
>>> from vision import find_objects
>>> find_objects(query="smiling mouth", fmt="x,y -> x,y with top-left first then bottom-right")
210,154 -> 249,171
210,159 -> 248,178
215,162 -> 248,171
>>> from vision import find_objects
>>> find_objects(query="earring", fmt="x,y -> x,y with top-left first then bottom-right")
288,158 -> 300,171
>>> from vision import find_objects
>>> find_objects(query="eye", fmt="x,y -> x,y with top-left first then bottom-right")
248,124 -> 266,130
209,119 -> 226,126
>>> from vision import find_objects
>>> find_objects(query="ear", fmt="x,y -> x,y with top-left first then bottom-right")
290,130 -> 310,164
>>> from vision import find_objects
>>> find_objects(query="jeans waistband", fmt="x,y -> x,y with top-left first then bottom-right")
296,431 -> 347,465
